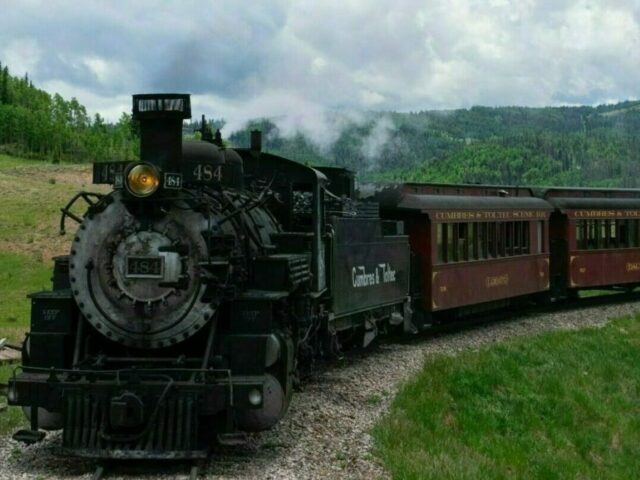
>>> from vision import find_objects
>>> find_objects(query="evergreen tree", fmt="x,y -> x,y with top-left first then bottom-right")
0,65 -> 9,104
92,113 -> 106,133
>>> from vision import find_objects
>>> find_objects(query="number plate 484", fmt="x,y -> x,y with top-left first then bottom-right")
191,163 -> 223,182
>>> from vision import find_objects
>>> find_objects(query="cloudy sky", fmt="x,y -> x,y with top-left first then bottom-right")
1,0 -> 639,132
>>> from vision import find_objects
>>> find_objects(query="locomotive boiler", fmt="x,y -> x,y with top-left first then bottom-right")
7,93 -> 412,459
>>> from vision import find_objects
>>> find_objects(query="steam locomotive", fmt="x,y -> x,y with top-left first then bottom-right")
7,94 -> 411,458
10,93 -> 640,460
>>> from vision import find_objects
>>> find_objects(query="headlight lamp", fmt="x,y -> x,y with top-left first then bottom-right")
126,163 -> 160,197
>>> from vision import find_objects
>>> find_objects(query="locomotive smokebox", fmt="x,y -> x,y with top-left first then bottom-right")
132,93 -> 191,171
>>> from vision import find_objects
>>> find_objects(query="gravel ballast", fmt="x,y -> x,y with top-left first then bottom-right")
1,300 -> 638,480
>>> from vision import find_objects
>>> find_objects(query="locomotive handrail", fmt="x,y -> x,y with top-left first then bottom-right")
12,365 -> 233,384
59,191 -> 105,235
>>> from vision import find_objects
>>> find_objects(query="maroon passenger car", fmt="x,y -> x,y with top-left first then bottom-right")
536,187 -> 640,296
377,183 -> 552,325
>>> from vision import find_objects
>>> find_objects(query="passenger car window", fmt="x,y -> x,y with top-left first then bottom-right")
447,223 -> 455,262
469,223 -> 477,260
537,221 -> 544,254
437,224 -> 444,263
457,223 -> 467,261
522,222 -> 530,254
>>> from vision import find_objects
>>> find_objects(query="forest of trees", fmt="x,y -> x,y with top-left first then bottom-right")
2,59 -> 640,187
229,103 -> 640,187
0,62 -> 138,162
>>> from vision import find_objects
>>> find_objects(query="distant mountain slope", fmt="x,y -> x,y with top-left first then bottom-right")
227,101 -> 640,187
2,57 -> 638,187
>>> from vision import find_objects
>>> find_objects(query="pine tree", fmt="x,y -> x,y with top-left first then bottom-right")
0,65 -> 8,104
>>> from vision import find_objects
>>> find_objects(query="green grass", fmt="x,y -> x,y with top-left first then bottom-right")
374,315 -> 640,479
0,154 -> 105,343
579,289 -> 622,298
0,153 -> 42,169
0,154 -> 92,248
0,251 -> 51,343
0,154 -> 102,435
0,155 -> 58,435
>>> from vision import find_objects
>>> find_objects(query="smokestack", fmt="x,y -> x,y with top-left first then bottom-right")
250,129 -> 262,152
132,94 -> 191,171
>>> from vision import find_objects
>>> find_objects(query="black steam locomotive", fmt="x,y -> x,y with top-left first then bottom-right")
7,94 -> 411,458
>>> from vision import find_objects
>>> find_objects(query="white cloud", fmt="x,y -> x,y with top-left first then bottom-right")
311,57 -> 327,75
361,90 -> 385,107
0,0 -> 638,129
40,79 -> 130,121
81,56 -> 132,88
1,38 -> 41,77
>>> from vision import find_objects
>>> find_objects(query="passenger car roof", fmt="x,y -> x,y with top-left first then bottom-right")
374,184 -> 551,212
542,197 -> 640,210
532,187 -> 640,210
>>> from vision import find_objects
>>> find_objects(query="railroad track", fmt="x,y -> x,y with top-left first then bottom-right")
1,291 -> 640,479
413,289 -> 640,337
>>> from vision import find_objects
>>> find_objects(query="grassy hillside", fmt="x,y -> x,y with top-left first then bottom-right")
0,154 -> 107,342
0,154 -> 110,434
374,314 -> 640,479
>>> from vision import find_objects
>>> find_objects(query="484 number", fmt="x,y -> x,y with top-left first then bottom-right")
192,163 -> 223,182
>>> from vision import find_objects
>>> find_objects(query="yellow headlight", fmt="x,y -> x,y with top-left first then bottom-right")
126,163 -> 160,197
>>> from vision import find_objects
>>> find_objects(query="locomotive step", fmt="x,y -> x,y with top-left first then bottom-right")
12,429 -> 46,444
217,432 -> 248,446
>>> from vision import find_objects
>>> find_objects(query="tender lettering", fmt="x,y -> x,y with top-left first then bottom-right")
352,263 -> 398,288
